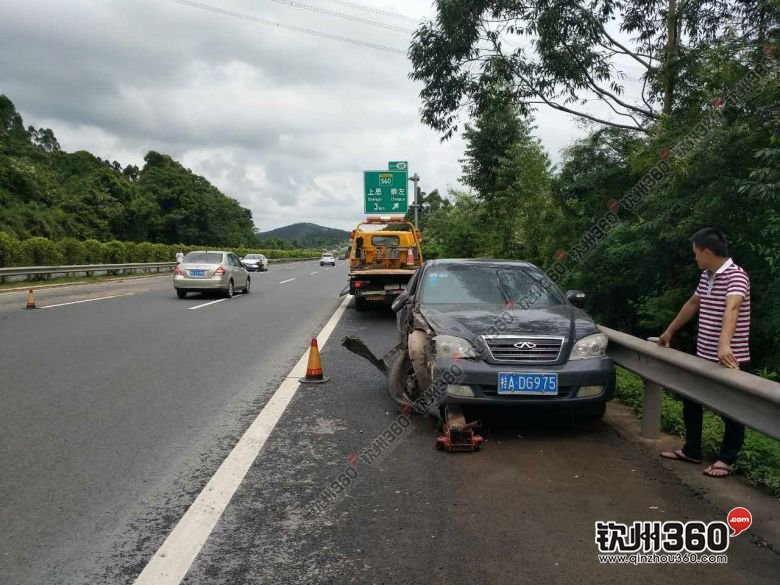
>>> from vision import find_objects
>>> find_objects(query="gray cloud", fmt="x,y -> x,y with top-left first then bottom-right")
1,0 -> 640,231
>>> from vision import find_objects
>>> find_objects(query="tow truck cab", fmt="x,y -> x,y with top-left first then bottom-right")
348,216 -> 423,310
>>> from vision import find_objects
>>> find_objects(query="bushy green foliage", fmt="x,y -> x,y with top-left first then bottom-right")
1,233 -> 323,268
57,237 -> 85,265
0,95 -> 259,246
103,240 -> 126,263
133,242 -> 157,263
152,244 -> 170,262
616,368 -> 780,496
0,231 -> 21,267
83,239 -> 105,264
18,236 -> 63,266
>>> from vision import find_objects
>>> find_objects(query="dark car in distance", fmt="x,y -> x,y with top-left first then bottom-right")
390,259 -> 615,418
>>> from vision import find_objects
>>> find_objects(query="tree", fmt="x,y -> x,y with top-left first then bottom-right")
460,101 -> 553,255
409,0 -> 777,139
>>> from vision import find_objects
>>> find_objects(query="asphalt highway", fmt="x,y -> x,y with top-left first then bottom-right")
0,261 -> 347,584
1,262 -> 777,584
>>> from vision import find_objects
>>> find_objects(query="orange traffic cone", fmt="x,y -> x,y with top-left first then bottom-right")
405,247 -> 415,266
300,338 -> 330,384
26,288 -> 37,309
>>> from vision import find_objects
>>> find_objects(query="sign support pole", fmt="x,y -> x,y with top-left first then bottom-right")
409,173 -> 420,228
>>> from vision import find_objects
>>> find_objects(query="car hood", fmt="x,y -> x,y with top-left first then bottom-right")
418,304 -> 599,343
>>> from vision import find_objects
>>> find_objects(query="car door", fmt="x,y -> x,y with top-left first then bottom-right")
230,254 -> 246,287
236,255 -> 248,286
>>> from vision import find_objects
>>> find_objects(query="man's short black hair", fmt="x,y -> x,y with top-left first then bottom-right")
689,227 -> 729,257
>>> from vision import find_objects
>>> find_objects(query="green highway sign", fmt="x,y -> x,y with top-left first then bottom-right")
364,170 -> 408,213
388,161 -> 408,171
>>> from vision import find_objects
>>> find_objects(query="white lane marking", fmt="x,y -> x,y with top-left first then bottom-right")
187,298 -> 229,311
134,295 -> 351,585
40,293 -> 135,309
279,278 -> 295,284
309,271 -> 318,275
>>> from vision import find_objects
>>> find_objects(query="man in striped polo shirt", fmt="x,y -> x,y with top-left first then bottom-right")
658,228 -> 751,478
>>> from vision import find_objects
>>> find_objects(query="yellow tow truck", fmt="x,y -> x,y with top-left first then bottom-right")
348,216 -> 423,310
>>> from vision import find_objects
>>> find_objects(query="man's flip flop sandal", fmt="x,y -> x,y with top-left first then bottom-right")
659,449 -> 703,464
703,463 -> 734,478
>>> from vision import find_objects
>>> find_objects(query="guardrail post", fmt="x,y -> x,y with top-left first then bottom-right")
641,380 -> 663,439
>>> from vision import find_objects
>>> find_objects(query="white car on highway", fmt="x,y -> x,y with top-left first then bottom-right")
174,251 -> 250,298
320,253 -> 336,267
241,254 -> 268,272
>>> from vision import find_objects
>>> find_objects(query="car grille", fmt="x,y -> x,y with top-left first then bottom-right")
482,336 -> 564,363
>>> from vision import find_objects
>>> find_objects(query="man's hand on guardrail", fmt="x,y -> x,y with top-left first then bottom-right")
657,331 -> 672,347
718,343 -> 739,369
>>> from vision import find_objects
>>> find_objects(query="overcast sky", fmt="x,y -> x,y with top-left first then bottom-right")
1,0 -> 645,231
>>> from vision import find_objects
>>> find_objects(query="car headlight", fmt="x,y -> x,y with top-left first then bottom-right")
434,335 -> 479,359
569,333 -> 608,360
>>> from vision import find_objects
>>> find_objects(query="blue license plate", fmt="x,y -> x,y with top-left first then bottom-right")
497,373 -> 558,395
189,269 -> 205,277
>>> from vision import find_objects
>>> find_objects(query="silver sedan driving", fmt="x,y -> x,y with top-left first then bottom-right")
241,254 -> 268,272
173,251 -> 250,298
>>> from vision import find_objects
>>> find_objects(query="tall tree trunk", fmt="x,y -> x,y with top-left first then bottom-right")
662,0 -> 680,115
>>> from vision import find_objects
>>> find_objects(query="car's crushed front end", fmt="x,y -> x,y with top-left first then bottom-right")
424,309 -> 615,407
393,260 -> 616,416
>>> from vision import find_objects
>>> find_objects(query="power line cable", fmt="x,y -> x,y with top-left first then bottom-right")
263,0 -> 415,34
167,0 -> 406,55
318,0 -> 421,24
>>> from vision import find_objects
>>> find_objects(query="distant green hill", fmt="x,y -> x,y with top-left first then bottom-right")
257,223 -> 350,248
0,94 -> 257,246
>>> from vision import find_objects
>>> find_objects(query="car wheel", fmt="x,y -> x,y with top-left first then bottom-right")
244,277 -> 251,294
226,280 -> 234,298
388,351 -> 423,409
176,289 -> 187,299
354,296 -> 367,311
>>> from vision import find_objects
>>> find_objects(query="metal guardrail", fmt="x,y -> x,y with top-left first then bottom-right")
0,262 -> 175,279
267,257 -> 319,264
601,326 -> 780,440
0,257 -> 324,280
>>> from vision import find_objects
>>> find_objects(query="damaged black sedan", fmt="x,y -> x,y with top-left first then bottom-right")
389,259 -> 615,418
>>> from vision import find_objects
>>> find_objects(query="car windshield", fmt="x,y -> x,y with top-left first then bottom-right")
419,265 -> 564,308
244,255 -> 261,259
183,252 -> 223,264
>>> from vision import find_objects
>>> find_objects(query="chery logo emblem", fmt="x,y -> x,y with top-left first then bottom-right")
514,341 -> 537,349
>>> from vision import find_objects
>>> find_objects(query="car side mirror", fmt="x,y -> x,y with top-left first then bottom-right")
391,292 -> 409,312
566,289 -> 586,306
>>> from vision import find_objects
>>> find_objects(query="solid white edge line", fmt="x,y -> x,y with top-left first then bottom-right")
39,293 -> 135,309
187,298 -> 229,311
279,278 -> 296,284
134,294 -> 352,585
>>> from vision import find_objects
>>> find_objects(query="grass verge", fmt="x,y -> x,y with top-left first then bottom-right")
616,367 -> 780,497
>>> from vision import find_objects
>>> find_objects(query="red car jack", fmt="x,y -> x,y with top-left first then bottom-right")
436,405 -> 484,452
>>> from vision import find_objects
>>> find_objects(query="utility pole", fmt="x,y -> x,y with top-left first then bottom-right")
409,173 -> 420,228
